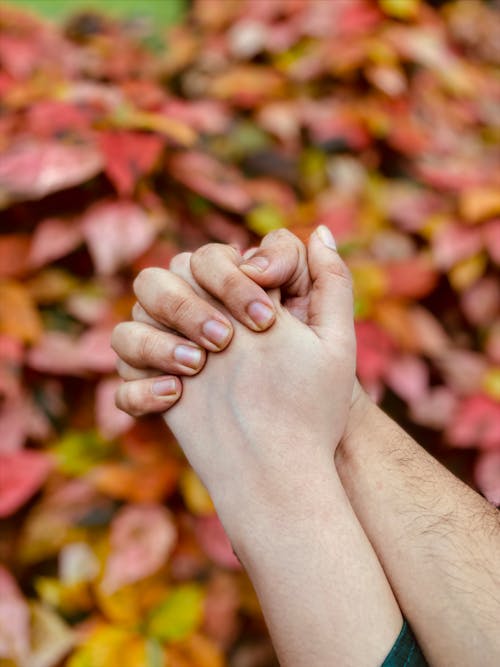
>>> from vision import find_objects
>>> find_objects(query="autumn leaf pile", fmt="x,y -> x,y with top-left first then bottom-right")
0,0 -> 500,664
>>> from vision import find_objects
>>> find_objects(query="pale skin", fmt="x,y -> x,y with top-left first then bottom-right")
112,228 -> 500,666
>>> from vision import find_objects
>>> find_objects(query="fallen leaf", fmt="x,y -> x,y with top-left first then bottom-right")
447,394 -> 500,450
28,218 -> 83,268
0,280 -> 42,343
101,504 -> 177,594
194,515 -> 241,570
99,131 -> 164,197
81,200 -> 158,275
0,450 -> 52,518
474,451 -> 500,506
0,141 -> 102,202
147,584 -> 204,643
0,565 -> 30,663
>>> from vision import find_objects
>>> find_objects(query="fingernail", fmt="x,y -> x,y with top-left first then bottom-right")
241,255 -> 269,272
174,344 -> 202,369
316,225 -> 337,250
202,319 -> 232,348
152,378 -> 177,396
247,301 -> 274,329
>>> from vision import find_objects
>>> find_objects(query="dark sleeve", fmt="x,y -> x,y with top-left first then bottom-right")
381,620 -> 428,667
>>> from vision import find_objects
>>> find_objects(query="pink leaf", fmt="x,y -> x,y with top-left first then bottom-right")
0,566 -> 30,663
461,278 -> 500,326
355,321 -> 395,386
447,395 -> 500,450
385,354 -> 429,404
28,217 -> 83,268
409,387 -> 458,430
0,140 -> 102,200
475,451 -> 500,506
99,131 -> 164,197
101,504 -> 177,594
437,349 -> 487,395
27,326 -> 116,376
0,450 -> 52,517
432,223 -> 483,271
81,200 -> 158,275
168,152 -> 253,213
483,219 -> 500,265
0,394 -> 51,453
95,377 -> 134,440
194,515 -> 242,570
77,326 -> 116,373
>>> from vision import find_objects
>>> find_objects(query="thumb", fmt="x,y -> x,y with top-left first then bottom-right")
307,226 -> 354,339
239,229 -> 311,297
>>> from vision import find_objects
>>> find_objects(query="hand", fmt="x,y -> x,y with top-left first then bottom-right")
174,228 -> 356,527
112,227 -> 362,417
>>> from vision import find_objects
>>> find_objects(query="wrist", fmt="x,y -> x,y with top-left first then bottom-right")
215,463 -> 347,569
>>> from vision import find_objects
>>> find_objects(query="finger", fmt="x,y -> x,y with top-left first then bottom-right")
115,376 -> 182,418
116,358 -> 161,381
239,229 -> 311,297
190,243 -> 276,331
132,302 -> 170,331
133,267 -> 233,351
307,225 -> 354,339
111,321 -> 207,375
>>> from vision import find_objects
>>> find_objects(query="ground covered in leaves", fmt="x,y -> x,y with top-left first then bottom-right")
0,0 -> 499,665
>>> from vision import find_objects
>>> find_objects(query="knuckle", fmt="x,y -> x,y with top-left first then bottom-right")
137,331 -> 161,364
133,267 -> 157,297
166,294 -> 195,325
264,228 -> 294,244
219,269 -> 244,295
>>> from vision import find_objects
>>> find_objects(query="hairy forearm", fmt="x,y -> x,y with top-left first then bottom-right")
336,392 -> 500,666
217,465 -> 402,667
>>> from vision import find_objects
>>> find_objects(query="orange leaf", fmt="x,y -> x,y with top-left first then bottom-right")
0,280 -> 42,343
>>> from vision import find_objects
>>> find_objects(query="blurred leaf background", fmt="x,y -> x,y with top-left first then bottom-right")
1,0 -> 499,665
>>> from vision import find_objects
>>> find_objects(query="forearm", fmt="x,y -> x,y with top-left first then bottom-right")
336,392 -> 500,666
216,463 -> 402,667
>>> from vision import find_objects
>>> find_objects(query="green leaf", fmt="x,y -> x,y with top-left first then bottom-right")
52,430 -> 115,475
147,584 -> 204,643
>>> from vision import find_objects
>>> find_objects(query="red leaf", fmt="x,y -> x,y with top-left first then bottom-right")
194,515 -> 242,570
447,395 -> 500,450
0,235 -> 30,279
26,101 -> 91,138
99,131 -> 164,197
28,218 -> 83,268
81,200 -> 158,275
385,255 -> 438,299
0,450 -> 52,517
475,451 -> 500,506
95,377 -> 134,440
101,504 -> 177,594
168,152 -> 253,213
0,141 -> 102,201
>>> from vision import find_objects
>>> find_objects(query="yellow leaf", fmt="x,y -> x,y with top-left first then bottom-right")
0,280 -> 42,343
147,584 -> 204,643
180,469 -> 215,516
460,187 -> 500,224
483,368 -> 500,400
246,203 -> 286,237
379,0 -> 420,20
168,634 -> 224,667
448,253 -> 487,291
351,263 -> 387,302
112,108 -> 197,147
